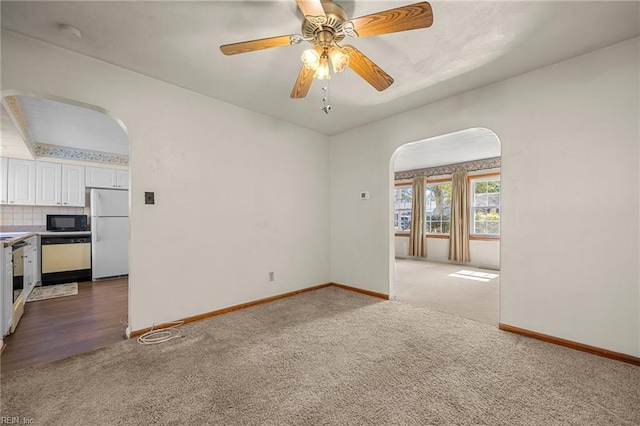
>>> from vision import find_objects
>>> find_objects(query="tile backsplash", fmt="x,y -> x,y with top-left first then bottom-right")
0,205 -> 88,231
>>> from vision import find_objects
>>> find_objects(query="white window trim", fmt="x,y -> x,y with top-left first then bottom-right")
425,181 -> 452,236
470,176 -> 500,237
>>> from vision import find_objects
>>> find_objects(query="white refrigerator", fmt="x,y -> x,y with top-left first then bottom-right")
90,188 -> 129,280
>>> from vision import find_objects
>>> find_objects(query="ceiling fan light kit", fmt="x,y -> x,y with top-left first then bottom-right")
301,46 -> 347,80
328,46 -> 349,73
220,0 -> 433,106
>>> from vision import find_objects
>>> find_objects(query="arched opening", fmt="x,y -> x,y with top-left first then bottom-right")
389,128 -> 501,325
0,92 -> 131,371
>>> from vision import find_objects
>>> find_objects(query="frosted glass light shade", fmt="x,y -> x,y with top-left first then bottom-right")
301,49 -> 320,70
315,54 -> 331,80
328,46 -> 349,73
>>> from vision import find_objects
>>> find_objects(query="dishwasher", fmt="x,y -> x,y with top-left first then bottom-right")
41,236 -> 92,285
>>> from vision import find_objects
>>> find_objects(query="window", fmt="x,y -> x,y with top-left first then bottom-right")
393,186 -> 412,232
425,182 -> 451,234
471,177 -> 500,236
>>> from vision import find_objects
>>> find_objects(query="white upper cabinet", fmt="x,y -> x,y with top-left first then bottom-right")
2,158 -> 87,207
7,158 -> 36,205
36,161 -> 62,206
86,166 -> 128,189
61,164 -> 86,207
86,166 -> 117,189
0,157 -> 7,204
2,158 -> 127,205
35,162 -> 86,207
116,170 -> 129,189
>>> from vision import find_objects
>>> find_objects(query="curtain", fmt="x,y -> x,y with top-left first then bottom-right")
409,176 -> 427,257
449,171 -> 470,262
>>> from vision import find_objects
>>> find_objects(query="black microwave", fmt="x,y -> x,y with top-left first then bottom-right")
46,215 -> 88,232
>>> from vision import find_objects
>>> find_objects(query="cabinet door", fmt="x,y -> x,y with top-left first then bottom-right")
2,249 -> 13,336
116,170 -> 129,189
23,238 -> 37,301
36,162 -> 62,206
23,249 -> 33,301
62,164 -> 86,206
7,159 -> 36,205
85,166 -> 117,189
0,157 -> 8,204
28,236 -> 41,287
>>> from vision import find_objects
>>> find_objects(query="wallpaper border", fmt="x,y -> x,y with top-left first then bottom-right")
395,157 -> 501,180
3,95 -> 36,153
34,143 -> 129,166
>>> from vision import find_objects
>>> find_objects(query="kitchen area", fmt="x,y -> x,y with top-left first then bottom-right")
0,157 -> 129,367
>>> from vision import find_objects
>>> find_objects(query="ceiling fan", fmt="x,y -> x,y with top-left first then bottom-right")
220,0 -> 433,99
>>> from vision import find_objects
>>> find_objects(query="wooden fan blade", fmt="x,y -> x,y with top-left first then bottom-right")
291,65 -> 315,99
349,2 -> 433,38
343,45 -> 394,91
220,35 -> 295,55
296,0 -> 327,25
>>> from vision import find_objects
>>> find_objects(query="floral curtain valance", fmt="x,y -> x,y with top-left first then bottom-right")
395,157 -> 500,181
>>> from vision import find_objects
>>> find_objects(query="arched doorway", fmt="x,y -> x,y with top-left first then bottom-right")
389,128 -> 501,325
0,92 -> 131,372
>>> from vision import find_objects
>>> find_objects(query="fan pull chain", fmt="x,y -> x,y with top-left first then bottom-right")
321,84 -> 331,114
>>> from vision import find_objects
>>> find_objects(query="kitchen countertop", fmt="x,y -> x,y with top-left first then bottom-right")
1,231 -> 92,248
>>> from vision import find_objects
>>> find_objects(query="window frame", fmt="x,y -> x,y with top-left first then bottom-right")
425,178 -> 452,237
393,183 -> 413,235
468,173 -> 501,240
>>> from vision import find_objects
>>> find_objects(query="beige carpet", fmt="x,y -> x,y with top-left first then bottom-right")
395,259 -> 499,325
1,287 -> 638,425
26,283 -> 78,302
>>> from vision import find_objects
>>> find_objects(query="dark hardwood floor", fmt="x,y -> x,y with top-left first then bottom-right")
1,278 -> 128,373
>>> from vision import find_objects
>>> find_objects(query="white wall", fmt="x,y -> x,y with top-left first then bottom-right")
1,32 -> 331,331
3,31 -> 638,358
331,38 -> 640,357
394,237 -> 500,270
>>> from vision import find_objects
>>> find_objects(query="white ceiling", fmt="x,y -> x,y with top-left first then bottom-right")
394,127 -> 500,172
1,1 -> 638,137
17,96 -> 129,155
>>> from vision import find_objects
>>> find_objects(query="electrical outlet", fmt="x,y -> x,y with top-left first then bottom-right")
268,272 -> 275,282
145,192 -> 155,205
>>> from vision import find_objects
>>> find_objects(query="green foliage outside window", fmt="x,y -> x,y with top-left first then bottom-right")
394,176 -> 500,237
426,183 -> 451,234
472,178 -> 500,236
394,187 -> 413,231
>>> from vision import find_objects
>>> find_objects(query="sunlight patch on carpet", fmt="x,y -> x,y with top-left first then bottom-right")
449,270 -> 499,282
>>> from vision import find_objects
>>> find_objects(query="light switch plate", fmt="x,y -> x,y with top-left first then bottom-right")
145,192 -> 155,205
